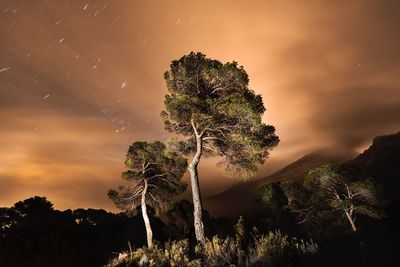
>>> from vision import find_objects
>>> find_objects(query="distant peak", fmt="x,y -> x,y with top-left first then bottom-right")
371,131 -> 400,146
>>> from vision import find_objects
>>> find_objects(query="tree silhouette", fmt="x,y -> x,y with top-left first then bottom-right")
166,199 -> 194,237
13,196 -> 54,216
161,52 -> 279,242
108,141 -> 187,248
258,181 -> 310,220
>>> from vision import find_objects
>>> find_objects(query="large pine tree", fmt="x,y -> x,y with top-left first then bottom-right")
161,52 -> 279,242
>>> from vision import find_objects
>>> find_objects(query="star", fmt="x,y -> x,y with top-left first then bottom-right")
0,67 -> 11,73
121,81 -> 128,89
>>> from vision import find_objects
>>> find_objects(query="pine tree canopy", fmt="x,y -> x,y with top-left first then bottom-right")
304,163 -> 383,220
108,141 -> 187,213
161,52 -> 279,177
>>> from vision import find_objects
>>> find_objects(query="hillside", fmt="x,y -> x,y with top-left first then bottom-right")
204,132 -> 400,217
203,151 -> 350,217
352,132 -> 400,198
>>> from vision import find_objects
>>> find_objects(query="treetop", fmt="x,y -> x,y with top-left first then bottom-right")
161,52 -> 279,178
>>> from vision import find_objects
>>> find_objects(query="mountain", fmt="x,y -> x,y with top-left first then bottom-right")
351,132 -> 400,198
203,151 -> 350,217
204,132 -> 400,217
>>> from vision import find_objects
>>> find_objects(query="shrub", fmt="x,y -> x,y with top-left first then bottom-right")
105,240 -> 200,267
248,231 -> 318,267
105,232 -> 318,267
165,239 -> 201,267
201,236 -> 239,266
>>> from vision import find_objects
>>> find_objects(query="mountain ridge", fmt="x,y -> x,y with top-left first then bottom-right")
204,131 -> 400,217
204,150 -> 351,216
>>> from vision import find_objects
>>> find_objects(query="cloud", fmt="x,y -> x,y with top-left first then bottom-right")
310,86 -> 400,150
0,0 -> 399,209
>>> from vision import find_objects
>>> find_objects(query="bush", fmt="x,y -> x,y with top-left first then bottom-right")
201,236 -> 239,266
248,231 -> 318,267
105,232 -> 318,267
165,239 -> 201,267
105,240 -> 200,267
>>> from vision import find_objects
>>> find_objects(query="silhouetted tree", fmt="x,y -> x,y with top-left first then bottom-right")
108,141 -> 187,248
304,164 -> 383,232
13,196 -> 53,216
161,52 -> 279,242
257,182 -> 288,210
0,196 -> 175,266
256,181 -> 302,233
166,199 -> 194,237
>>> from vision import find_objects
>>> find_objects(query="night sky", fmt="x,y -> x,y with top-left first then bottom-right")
1,0 -> 399,210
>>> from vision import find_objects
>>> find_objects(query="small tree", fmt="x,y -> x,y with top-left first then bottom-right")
257,182 -> 288,210
108,141 -> 187,248
304,163 -> 382,232
257,181 -> 313,225
161,52 -> 279,242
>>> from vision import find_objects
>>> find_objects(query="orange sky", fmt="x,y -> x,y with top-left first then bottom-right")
1,0 -> 399,210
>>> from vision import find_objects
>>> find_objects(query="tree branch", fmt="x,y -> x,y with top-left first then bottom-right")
202,136 -> 224,141
147,173 -> 168,180
190,118 -> 199,137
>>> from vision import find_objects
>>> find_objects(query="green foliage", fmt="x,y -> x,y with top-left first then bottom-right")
200,232 -> 318,267
165,199 -> 194,236
257,165 -> 385,236
161,52 -> 279,178
108,141 -> 187,214
122,141 -> 187,184
256,164 -> 384,235
257,182 -> 288,209
234,215 -> 252,262
256,181 -> 305,229
235,216 -> 246,242
201,236 -> 238,266
304,164 -> 383,218
105,240 -> 201,267
105,232 -> 318,267
107,231 -> 319,267
165,239 -> 201,267
248,231 -> 318,267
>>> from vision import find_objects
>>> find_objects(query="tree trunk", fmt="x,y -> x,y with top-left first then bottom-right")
141,179 -> 153,248
345,211 -> 357,232
188,135 -> 205,243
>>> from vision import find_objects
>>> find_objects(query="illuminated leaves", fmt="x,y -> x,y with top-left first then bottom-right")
161,52 -> 279,178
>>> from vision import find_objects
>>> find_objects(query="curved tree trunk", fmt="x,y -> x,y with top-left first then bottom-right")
141,179 -> 153,248
188,135 -> 205,243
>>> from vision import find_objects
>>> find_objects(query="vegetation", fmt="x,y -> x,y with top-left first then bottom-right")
161,52 -> 279,242
304,163 -> 383,232
0,197 -> 169,266
0,180 -> 397,267
108,141 -> 187,248
257,164 -> 383,234
105,231 -> 318,267
1,53 -> 397,266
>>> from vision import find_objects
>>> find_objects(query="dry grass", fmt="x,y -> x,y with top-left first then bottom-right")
105,231 -> 318,267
